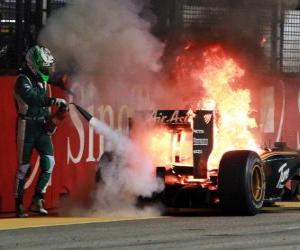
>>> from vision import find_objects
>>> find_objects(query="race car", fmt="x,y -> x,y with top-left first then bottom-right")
95,109 -> 300,215
143,110 -> 300,215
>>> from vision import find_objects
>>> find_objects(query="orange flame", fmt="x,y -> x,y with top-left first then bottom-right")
142,44 -> 259,172
196,46 -> 258,169
146,127 -> 193,167
173,44 -> 259,169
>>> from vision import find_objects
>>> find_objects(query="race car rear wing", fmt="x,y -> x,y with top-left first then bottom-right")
132,110 -> 214,178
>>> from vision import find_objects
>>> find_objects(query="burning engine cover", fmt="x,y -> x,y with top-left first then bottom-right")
147,109 -> 219,209
153,110 -> 213,178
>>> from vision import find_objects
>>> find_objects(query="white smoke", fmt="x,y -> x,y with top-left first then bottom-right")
39,0 -> 164,108
89,117 -> 164,216
38,0 -> 165,215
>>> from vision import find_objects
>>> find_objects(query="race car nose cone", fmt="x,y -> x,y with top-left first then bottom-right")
73,104 -> 93,122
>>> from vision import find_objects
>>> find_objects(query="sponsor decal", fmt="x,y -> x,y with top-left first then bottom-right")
24,84 -> 31,90
194,129 -> 205,134
276,162 -> 290,189
154,110 -> 190,124
203,114 -> 212,124
193,149 -> 203,154
193,138 -> 208,146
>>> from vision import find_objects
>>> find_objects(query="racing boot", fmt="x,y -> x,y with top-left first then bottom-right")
30,196 -> 48,215
16,198 -> 28,218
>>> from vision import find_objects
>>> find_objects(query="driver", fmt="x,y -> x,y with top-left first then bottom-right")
14,45 -> 68,217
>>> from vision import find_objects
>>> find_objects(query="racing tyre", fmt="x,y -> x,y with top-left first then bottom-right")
218,150 -> 266,215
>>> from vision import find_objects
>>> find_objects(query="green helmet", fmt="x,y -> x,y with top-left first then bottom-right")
26,45 -> 54,82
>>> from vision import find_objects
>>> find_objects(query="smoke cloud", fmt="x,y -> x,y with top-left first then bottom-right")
39,0 -> 165,215
89,117 -> 164,216
39,0 -> 164,108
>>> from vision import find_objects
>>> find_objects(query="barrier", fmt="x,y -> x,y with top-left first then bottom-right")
257,77 -> 300,150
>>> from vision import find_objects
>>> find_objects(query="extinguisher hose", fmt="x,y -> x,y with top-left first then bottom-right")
69,103 -> 93,122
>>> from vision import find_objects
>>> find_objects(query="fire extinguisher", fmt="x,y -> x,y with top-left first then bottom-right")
44,106 -> 69,135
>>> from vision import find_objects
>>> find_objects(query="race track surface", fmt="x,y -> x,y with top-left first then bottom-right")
1,202 -> 300,250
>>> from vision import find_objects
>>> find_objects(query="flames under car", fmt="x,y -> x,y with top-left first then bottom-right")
98,110 -> 300,215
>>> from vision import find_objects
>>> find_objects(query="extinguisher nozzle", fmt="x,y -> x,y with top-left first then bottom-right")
71,103 -> 93,122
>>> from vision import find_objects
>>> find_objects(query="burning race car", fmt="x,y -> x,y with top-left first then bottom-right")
138,109 -> 300,215
92,45 -> 300,216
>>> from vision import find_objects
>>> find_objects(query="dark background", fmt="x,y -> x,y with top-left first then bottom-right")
1,0 -> 300,75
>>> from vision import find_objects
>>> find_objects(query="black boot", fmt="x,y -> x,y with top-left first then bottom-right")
16,198 -> 28,218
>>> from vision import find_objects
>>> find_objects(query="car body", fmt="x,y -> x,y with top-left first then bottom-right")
149,110 -> 300,215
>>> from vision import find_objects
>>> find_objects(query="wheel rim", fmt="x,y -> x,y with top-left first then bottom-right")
251,164 -> 264,202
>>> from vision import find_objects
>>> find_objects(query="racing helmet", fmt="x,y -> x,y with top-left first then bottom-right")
26,45 -> 54,82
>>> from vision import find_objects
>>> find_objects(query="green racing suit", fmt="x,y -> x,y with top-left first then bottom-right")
14,69 -> 58,205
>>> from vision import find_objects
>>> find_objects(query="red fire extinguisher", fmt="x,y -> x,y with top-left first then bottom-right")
44,106 -> 69,135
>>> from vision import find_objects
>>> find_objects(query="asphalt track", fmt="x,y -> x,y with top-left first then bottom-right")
1,202 -> 300,250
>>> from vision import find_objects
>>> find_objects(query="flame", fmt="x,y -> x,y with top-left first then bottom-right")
175,44 -> 259,169
140,44 -> 259,173
144,126 -> 193,167
148,127 -> 172,165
